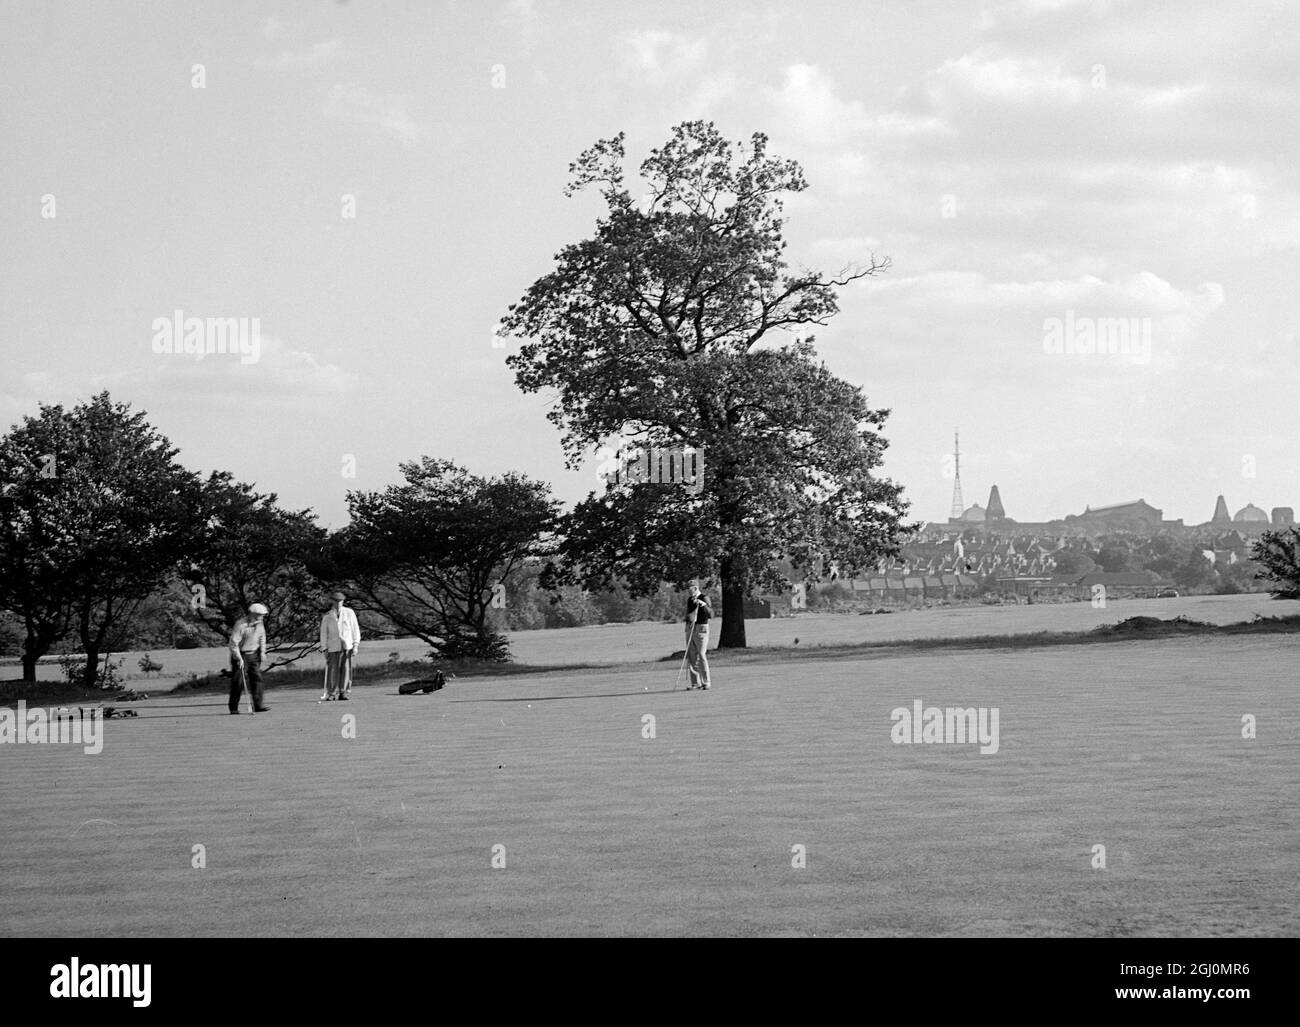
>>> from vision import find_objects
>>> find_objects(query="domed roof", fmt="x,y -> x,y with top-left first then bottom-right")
1233,503 -> 1268,522
959,503 -> 987,522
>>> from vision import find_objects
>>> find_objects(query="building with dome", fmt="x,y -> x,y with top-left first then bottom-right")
1183,497 -> 1286,535
1230,502 -> 1271,533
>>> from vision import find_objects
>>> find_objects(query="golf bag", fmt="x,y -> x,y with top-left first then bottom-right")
398,669 -> 448,695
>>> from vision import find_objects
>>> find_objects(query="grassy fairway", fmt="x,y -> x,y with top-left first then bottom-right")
1,633 -> 1296,937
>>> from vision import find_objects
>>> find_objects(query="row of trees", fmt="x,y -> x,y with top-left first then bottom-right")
0,395 -> 560,684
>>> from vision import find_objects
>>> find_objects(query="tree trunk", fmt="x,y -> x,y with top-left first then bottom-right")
21,621 -> 48,682
717,556 -> 747,649
82,647 -> 100,689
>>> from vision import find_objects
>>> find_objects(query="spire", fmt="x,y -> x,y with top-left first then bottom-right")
1211,494 -> 1231,524
949,429 -> 964,520
987,484 -> 1005,521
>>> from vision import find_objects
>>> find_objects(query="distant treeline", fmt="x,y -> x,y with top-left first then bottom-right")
0,570 -> 691,660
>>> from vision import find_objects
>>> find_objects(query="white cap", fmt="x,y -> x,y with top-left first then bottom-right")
248,603 -> 269,616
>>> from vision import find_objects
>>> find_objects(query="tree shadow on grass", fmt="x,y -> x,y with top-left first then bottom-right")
450,688 -> 686,703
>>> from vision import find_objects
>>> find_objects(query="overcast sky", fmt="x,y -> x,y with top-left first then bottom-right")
2,0 -> 1296,529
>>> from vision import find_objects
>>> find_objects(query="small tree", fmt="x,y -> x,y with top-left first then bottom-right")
184,474 -> 329,667
326,459 -> 559,661
1096,545 -> 1138,573
1252,528 -> 1300,598
1051,550 -> 1097,577
0,612 -> 23,658
1173,549 -> 1216,592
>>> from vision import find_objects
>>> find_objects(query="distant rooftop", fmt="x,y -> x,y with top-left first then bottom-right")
1083,500 -> 1147,513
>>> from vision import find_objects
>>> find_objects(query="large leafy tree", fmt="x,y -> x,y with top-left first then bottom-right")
324,458 -> 560,661
184,474 -> 330,667
500,121 -> 911,647
0,393 -> 207,685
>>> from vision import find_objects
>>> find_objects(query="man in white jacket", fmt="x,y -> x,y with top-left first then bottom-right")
320,591 -> 361,701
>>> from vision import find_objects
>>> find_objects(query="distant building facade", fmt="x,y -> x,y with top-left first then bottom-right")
938,487 -> 1291,540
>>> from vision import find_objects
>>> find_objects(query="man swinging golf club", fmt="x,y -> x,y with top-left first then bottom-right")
682,580 -> 712,691
229,603 -> 269,714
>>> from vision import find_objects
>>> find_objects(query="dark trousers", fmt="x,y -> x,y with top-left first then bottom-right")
230,652 -> 264,711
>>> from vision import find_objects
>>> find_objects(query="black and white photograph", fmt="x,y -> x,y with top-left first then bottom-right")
0,0 -> 1294,1004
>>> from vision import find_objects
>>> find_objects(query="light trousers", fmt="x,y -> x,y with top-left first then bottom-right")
324,649 -> 353,697
686,624 -> 710,687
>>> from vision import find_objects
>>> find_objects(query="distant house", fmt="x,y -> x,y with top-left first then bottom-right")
1067,569 -> 1168,598
994,575 -> 1061,598
751,593 -> 795,617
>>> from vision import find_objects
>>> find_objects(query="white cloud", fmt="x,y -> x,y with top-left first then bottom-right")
684,71 -> 739,115
617,29 -> 709,85
764,64 -> 948,198
978,0 -> 1118,31
323,82 -> 422,146
864,269 -> 1223,319
272,39 -> 345,69
138,334 -> 354,396
924,53 -> 1089,108
771,64 -> 950,156
499,0 -> 540,55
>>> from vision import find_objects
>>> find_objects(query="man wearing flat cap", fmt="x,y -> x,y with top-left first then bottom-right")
320,591 -> 361,701
229,603 -> 269,714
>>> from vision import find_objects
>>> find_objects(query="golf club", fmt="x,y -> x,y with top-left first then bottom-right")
236,654 -> 253,713
674,609 -> 697,691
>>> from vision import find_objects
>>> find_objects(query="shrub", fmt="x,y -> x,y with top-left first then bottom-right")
58,654 -> 126,690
